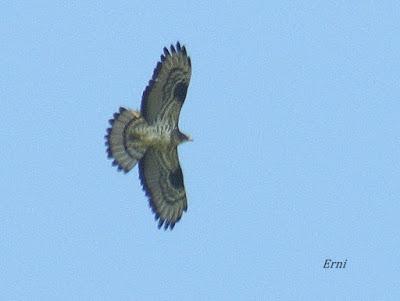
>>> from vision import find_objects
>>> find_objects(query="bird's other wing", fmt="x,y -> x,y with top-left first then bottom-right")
138,146 -> 187,230
140,42 -> 191,127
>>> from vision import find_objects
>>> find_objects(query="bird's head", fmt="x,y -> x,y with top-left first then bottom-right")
173,129 -> 192,145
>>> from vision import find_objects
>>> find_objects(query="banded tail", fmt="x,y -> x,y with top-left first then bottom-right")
105,107 -> 147,173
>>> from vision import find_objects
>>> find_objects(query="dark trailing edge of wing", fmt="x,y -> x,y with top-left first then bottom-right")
140,41 -> 191,122
138,157 -> 182,231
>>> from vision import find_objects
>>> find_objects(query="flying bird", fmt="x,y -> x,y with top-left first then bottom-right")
105,42 -> 192,230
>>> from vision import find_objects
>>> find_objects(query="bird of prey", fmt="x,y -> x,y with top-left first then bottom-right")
105,42 -> 192,230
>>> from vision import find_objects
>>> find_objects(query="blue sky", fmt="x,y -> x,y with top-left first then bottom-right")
1,1 -> 400,300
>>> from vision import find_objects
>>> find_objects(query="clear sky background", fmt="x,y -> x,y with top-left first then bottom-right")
1,1 -> 399,300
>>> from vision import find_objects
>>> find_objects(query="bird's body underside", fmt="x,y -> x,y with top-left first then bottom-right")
107,108 -> 189,172
105,42 -> 192,230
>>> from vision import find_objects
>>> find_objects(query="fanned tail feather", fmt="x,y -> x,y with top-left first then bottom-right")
105,107 -> 147,173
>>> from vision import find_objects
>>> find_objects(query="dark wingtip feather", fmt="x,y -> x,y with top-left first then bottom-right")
170,44 -> 176,53
176,42 -> 181,51
163,47 -> 170,56
165,223 -> 170,230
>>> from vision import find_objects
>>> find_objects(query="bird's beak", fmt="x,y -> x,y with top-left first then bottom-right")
187,135 -> 193,142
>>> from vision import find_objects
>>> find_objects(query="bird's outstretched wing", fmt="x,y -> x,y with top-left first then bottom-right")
138,146 -> 187,230
140,42 -> 191,126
